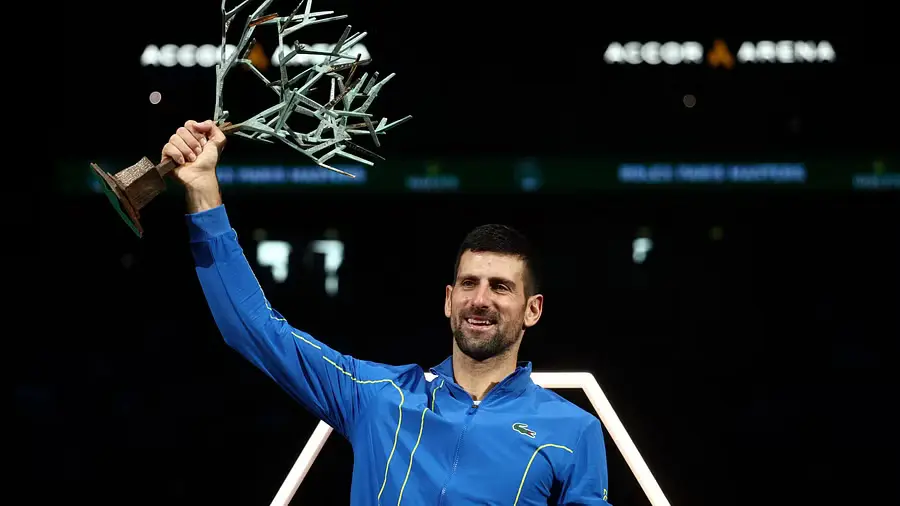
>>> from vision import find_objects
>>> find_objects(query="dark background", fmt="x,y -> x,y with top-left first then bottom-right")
24,0 -> 897,504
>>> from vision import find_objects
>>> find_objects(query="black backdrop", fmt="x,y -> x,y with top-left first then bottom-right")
29,190 -> 898,505
27,0 -> 899,504
61,0 -> 895,161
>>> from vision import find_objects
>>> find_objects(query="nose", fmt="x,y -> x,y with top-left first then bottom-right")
471,282 -> 491,307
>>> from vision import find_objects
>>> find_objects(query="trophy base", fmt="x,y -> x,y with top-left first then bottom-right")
91,162 -> 144,238
90,157 -> 177,238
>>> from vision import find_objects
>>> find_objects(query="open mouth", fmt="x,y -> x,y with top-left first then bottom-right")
463,316 -> 497,330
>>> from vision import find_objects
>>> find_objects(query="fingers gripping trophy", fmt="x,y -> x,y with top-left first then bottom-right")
91,0 -> 411,237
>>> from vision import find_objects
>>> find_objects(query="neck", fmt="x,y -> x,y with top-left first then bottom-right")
451,342 -> 520,401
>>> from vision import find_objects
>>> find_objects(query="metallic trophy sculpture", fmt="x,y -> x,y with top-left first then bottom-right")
91,0 -> 411,237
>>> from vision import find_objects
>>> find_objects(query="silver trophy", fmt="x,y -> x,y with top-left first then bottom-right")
91,0 -> 411,237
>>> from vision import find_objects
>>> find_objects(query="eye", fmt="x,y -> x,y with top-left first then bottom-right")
494,284 -> 510,292
460,279 -> 476,288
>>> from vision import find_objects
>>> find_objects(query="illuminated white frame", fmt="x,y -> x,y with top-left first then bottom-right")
269,372 -> 671,506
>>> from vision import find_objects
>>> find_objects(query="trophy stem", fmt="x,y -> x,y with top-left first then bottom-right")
156,159 -> 178,179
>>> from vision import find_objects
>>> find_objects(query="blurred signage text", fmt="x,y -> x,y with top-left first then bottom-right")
215,165 -> 367,185
140,43 -> 371,68
604,40 -> 835,65
64,158 -> 891,194
852,160 -> 899,190
405,164 -> 460,192
617,163 -> 807,184
92,165 -> 366,191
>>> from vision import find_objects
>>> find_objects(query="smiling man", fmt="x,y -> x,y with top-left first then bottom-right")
445,225 -> 547,399
166,120 -> 611,505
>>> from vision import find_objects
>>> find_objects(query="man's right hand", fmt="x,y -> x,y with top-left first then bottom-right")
162,120 -> 227,212
162,120 -> 226,189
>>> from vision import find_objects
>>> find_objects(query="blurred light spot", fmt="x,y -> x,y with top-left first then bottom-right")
633,227 -> 653,264
149,91 -> 162,104
257,240 -> 292,283
683,94 -> 696,108
710,226 -> 724,241
252,228 -> 268,241
632,238 -> 653,264
310,239 -> 344,296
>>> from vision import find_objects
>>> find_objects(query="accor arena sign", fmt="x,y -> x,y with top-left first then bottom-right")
603,40 -> 835,66
140,42 -> 371,68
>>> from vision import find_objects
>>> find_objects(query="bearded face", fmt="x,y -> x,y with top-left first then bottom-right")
445,251 -> 542,362
451,297 -> 523,362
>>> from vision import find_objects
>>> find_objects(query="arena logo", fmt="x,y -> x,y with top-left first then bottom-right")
735,40 -> 835,63
140,42 -> 371,68
603,40 -> 835,65
603,41 -> 706,65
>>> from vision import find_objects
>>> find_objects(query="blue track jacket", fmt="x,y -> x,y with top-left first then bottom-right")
187,205 -> 611,505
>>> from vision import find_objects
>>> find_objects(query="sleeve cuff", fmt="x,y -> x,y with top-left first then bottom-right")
186,205 -> 233,242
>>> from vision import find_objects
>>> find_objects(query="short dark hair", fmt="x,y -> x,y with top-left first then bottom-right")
453,224 -> 541,296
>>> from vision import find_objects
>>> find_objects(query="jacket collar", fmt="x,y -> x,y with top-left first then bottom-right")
429,356 -> 534,402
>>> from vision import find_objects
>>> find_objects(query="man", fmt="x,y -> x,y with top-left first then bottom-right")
164,120 -> 611,505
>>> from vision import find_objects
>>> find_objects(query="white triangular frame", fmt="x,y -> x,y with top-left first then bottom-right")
269,372 -> 671,506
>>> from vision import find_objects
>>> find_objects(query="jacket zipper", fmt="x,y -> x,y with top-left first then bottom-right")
436,371 -> 524,504
438,401 -> 480,505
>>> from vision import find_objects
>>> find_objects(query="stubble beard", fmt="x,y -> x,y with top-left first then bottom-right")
452,319 -> 518,362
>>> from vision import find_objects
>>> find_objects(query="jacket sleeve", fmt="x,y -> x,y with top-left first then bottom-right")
557,418 -> 612,505
186,204 -> 399,440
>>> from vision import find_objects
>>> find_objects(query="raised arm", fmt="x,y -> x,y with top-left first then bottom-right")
163,120 -> 404,439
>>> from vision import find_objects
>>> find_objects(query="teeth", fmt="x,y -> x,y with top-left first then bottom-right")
467,318 -> 492,325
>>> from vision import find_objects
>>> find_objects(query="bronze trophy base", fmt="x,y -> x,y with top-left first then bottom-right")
90,157 -> 177,238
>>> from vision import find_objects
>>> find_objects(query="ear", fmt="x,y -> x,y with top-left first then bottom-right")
523,294 -> 543,328
444,285 -> 453,318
